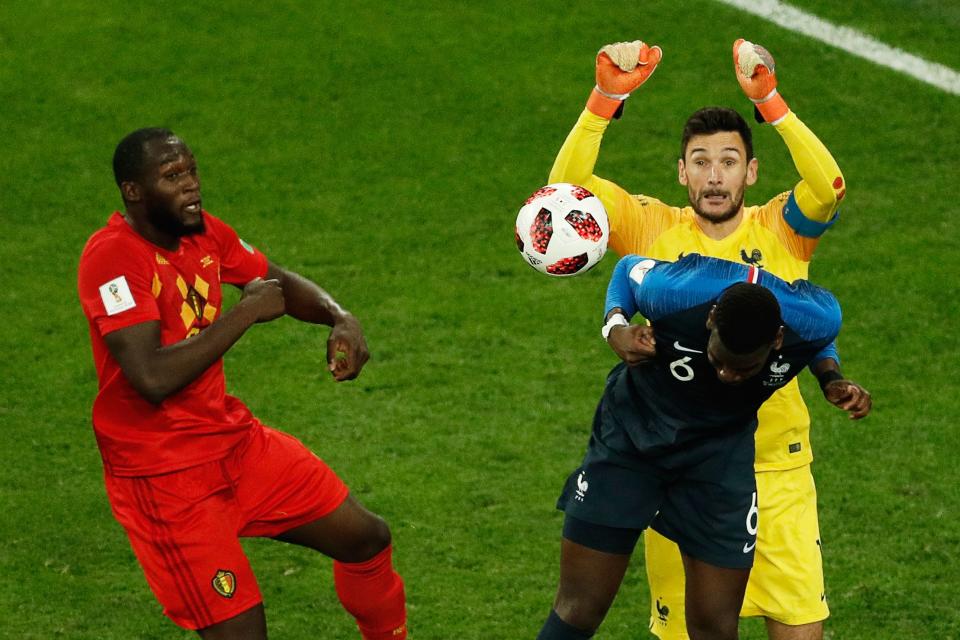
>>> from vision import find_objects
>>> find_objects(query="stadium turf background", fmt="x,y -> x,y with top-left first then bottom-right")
1,1 -> 957,637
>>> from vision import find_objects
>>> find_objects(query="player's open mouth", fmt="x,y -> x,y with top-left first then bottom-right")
184,201 -> 202,214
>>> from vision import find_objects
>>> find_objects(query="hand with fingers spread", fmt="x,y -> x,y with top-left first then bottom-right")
586,40 -> 663,119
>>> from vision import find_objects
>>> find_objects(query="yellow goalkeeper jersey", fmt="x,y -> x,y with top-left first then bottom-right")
551,109 -> 845,471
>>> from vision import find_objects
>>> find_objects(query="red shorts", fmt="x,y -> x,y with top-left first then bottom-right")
104,422 -> 349,630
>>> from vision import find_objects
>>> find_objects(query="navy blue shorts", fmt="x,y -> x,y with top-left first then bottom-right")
557,400 -> 758,570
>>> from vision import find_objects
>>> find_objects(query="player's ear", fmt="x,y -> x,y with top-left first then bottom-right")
745,157 -> 759,187
772,325 -> 784,350
706,305 -> 717,329
678,158 -> 688,186
121,181 -> 143,203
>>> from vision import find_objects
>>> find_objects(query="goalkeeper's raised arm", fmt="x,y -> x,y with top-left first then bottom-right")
734,39 -> 846,230
548,40 -> 665,250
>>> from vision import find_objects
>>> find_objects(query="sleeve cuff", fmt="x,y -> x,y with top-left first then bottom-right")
755,93 -> 789,124
586,88 -> 625,120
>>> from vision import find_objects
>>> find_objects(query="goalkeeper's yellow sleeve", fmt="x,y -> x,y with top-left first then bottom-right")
548,109 -> 641,237
549,109 -> 608,190
774,111 -> 846,224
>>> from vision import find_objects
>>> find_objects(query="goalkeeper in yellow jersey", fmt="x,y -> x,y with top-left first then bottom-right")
548,39 -> 867,640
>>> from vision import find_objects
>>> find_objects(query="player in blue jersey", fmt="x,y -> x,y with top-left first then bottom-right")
537,254 -> 871,640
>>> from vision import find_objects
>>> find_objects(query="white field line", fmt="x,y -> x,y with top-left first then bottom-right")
715,0 -> 960,96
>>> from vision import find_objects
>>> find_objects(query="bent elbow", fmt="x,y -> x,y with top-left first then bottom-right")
140,387 -> 169,407
821,172 -> 846,211
124,370 -> 171,406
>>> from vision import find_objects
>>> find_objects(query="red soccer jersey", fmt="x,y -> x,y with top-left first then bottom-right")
78,211 -> 268,476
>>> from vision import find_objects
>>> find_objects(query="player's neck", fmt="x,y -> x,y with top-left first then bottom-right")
694,208 -> 744,241
123,213 -> 181,252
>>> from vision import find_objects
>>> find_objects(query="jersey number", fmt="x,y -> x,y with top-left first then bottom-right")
669,356 -> 695,382
746,491 -> 759,536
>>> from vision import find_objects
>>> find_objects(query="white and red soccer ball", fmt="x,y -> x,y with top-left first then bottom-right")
515,183 -> 609,277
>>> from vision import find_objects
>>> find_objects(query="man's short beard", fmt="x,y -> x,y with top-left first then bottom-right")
146,202 -> 205,237
689,189 -> 745,224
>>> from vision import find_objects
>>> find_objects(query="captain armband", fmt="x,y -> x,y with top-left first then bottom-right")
783,191 -> 839,238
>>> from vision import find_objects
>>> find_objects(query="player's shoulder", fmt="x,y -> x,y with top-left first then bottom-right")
768,276 -> 841,341
655,253 -> 745,280
201,210 -> 249,245
199,210 -> 231,234
745,191 -> 791,223
80,214 -> 148,267
618,194 -> 686,245
633,254 -> 744,319
631,193 -> 684,217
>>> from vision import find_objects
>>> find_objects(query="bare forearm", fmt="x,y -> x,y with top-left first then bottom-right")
109,301 -> 260,404
810,356 -> 839,376
156,301 -> 260,395
280,270 -> 349,325
810,356 -> 842,390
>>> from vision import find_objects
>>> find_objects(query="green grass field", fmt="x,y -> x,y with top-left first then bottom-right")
1,1 -> 958,638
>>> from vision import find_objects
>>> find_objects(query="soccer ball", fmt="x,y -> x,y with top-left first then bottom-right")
515,183 -> 609,277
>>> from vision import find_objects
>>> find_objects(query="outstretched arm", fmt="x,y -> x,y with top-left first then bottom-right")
734,39 -> 846,229
548,41 -> 663,230
266,262 -> 369,381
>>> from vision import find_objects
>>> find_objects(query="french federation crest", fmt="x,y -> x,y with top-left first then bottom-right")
763,359 -> 791,387
575,472 -> 589,502
212,569 -> 236,598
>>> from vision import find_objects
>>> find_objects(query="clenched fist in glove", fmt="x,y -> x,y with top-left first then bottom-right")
586,40 -> 663,119
733,38 -> 790,124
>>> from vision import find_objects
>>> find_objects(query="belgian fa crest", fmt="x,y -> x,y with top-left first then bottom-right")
212,569 -> 236,598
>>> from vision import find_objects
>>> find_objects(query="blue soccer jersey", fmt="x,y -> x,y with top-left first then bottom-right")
602,254 -> 841,451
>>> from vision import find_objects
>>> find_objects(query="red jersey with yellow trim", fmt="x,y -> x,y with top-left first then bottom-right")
77,211 -> 268,476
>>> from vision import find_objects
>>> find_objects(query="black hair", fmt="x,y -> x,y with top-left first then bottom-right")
112,127 -> 176,187
680,107 -> 754,161
714,282 -> 781,354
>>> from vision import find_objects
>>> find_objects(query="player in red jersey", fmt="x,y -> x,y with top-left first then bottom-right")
77,128 -> 406,639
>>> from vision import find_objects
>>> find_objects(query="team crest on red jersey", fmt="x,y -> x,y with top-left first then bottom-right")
212,569 -> 236,598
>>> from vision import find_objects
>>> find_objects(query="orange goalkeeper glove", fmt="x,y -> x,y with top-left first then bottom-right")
733,39 -> 789,124
587,40 -> 663,120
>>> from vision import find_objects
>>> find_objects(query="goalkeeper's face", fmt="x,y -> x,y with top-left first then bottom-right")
678,132 -> 758,224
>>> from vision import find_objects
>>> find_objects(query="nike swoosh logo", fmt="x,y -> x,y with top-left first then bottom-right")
673,341 -> 704,354
743,541 -> 757,553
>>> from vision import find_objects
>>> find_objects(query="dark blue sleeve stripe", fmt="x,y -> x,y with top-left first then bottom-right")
783,191 -> 840,238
